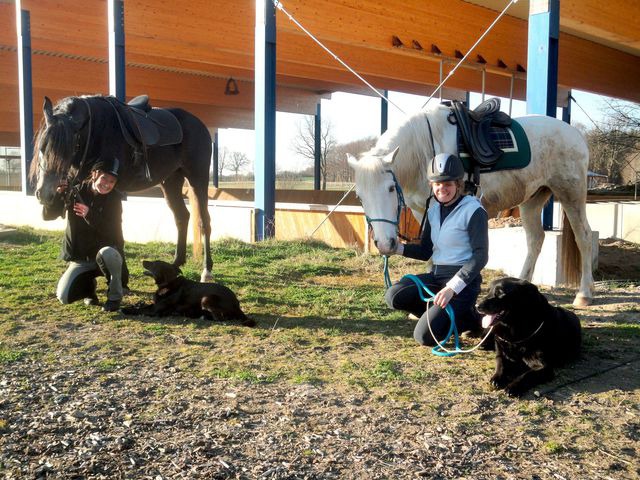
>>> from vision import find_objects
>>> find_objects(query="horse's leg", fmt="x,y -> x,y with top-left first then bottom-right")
186,178 -> 213,281
553,196 -> 594,307
517,189 -> 552,281
160,173 -> 190,267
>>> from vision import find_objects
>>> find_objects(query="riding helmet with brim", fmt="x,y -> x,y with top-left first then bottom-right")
92,157 -> 120,178
428,153 -> 464,182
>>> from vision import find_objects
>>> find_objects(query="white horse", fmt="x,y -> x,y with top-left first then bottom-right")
348,102 -> 594,307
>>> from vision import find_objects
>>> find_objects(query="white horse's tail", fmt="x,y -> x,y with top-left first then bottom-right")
561,211 -> 581,286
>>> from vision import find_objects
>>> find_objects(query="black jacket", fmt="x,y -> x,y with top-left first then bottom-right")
61,182 -> 126,263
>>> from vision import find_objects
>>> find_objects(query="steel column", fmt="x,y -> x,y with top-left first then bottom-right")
108,0 -> 126,101
254,0 -> 277,240
314,102 -> 321,190
16,6 -> 34,195
562,91 -> 572,124
526,0 -> 559,230
212,132 -> 219,188
380,90 -> 388,134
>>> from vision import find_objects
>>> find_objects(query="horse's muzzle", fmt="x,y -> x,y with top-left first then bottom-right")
374,237 -> 397,255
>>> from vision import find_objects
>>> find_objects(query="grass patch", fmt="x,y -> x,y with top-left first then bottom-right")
0,348 -> 26,364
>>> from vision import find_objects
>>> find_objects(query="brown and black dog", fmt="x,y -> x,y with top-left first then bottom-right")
477,277 -> 581,397
122,260 -> 255,327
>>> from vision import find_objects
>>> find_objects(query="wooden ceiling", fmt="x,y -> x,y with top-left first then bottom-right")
1,0 -> 639,145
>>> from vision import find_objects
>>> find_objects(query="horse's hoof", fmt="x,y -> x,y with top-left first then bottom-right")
200,270 -> 213,282
573,295 -> 593,307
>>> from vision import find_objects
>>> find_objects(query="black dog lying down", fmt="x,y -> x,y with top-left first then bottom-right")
122,260 -> 255,327
477,277 -> 581,397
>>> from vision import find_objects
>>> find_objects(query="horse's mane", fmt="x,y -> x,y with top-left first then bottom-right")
358,103 -> 451,190
30,95 -> 121,182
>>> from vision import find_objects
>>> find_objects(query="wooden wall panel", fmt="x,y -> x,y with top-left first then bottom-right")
275,209 -> 367,249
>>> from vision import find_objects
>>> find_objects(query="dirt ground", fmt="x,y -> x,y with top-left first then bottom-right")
1,237 -> 639,479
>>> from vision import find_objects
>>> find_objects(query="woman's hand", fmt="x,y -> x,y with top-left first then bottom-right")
73,202 -> 89,218
434,287 -> 454,308
56,179 -> 69,194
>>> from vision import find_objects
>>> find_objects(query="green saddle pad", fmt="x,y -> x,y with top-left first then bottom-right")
458,119 -> 531,173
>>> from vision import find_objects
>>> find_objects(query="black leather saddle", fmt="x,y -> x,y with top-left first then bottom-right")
107,95 -> 183,150
448,98 -> 511,167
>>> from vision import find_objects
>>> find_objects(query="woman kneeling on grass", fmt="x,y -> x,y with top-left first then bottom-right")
384,153 -> 489,346
55,158 -> 129,312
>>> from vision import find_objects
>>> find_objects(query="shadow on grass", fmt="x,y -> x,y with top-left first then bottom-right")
116,308 -> 416,338
0,228 -> 57,246
536,324 -> 640,400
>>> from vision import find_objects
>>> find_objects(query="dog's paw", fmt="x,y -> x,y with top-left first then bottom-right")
242,317 -> 257,328
490,374 -> 509,390
504,381 -> 528,397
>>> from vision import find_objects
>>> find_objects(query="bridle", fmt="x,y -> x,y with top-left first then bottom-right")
67,97 -> 93,188
364,169 -> 406,234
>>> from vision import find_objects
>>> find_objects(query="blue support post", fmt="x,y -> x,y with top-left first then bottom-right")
212,132 -> 219,188
254,0 -> 277,240
314,102 -> 321,190
562,91 -> 572,124
16,7 -> 34,195
526,0 -> 559,230
380,90 -> 388,134
108,0 -> 126,101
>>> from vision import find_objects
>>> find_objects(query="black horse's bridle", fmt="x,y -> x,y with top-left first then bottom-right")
67,97 -> 93,187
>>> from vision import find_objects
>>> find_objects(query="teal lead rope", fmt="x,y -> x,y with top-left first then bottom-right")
383,258 -> 462,357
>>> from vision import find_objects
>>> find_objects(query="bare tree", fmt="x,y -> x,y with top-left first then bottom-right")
329,136 -> 377,183
217,146 -> 230,178
586,100 -> 640,185
228,151 -> 251,179
291,116 -> 336,189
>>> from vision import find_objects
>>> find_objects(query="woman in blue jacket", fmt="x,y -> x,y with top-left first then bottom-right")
385,153 -> 489,346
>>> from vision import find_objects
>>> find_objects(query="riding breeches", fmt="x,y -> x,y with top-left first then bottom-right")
56,247 -> 124,304
384,271 -> 482,346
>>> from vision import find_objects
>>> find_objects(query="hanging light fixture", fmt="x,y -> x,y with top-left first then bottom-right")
225,77 -> 239,95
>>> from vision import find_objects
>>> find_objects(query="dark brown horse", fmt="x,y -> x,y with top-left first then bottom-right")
30,95 -> 214,280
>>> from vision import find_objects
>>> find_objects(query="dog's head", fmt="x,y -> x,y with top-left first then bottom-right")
477,277 -> 544,328
142,260 -> 182,286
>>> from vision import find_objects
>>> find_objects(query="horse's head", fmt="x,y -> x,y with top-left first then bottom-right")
348,146 -> 403,255
31,96 -> 91,208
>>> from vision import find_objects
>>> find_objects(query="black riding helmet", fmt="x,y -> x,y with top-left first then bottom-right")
427,153 -> 464,183
92,157 -> 120,178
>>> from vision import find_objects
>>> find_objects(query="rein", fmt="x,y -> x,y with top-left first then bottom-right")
65,98 -> 93,192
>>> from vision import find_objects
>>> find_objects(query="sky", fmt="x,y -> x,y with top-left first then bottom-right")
216,88 -> 627,174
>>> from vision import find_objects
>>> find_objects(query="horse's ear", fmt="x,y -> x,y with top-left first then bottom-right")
346,153 -> 359,170
382,146 -> 400,166
43,97 -> 54,126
